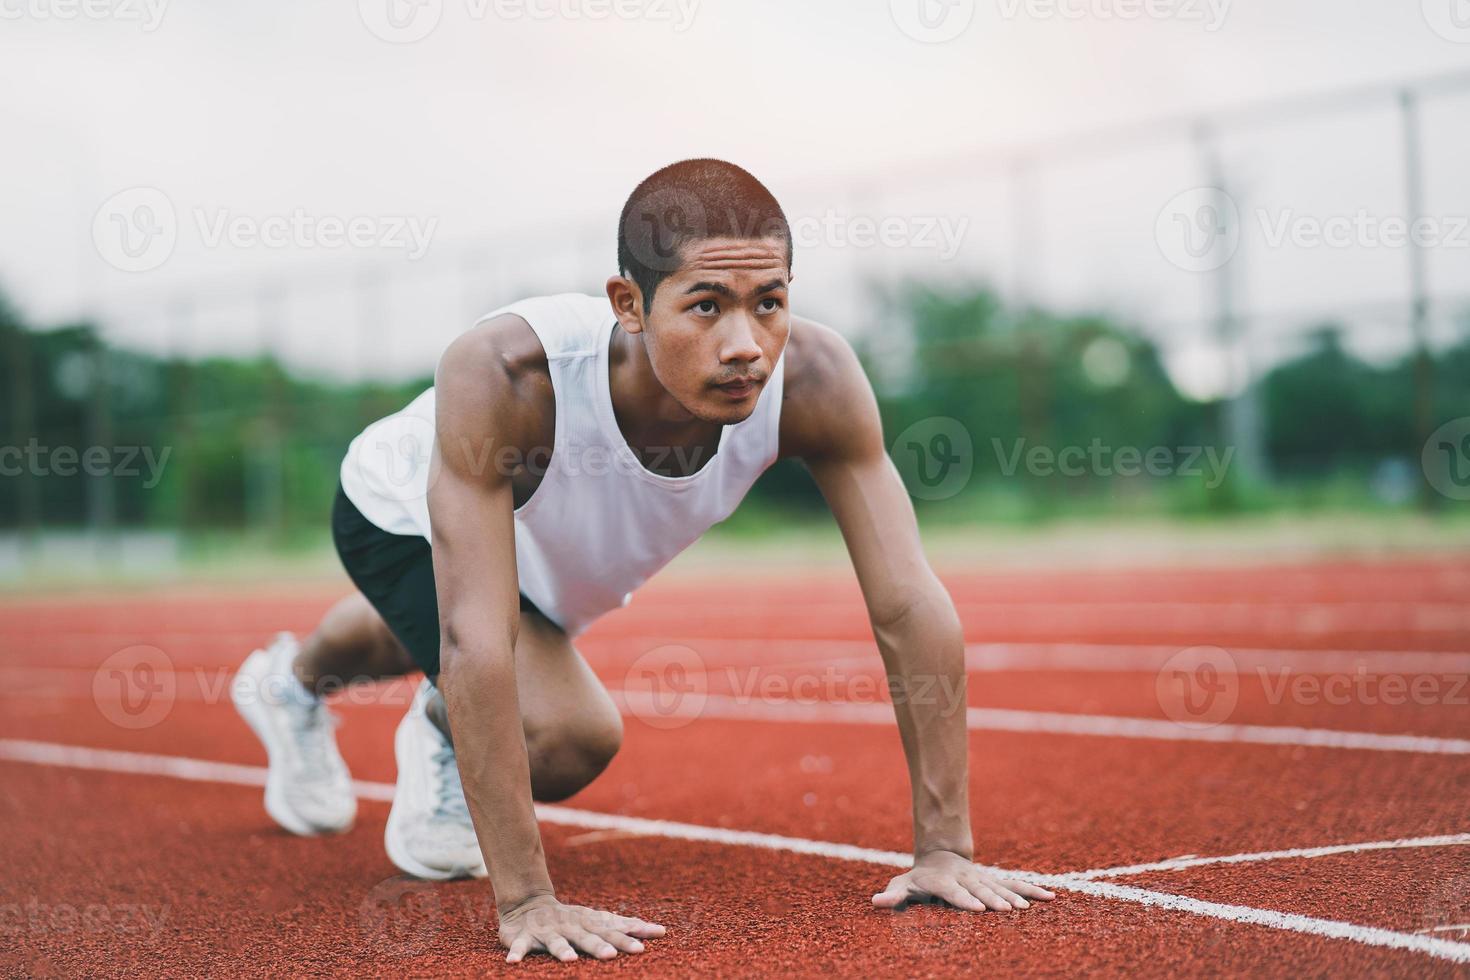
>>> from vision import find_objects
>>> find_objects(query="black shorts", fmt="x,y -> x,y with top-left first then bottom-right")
331,481 -> 541,678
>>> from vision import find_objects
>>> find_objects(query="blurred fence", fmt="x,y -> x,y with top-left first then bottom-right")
6,69 -> 1470,564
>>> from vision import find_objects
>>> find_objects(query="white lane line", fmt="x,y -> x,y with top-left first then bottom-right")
1012,875 -> 1470,964
599,639 -> 1470,677
611,691 -> 1470,755
1068,834 -> 1470,880
2,738 -> 1468,965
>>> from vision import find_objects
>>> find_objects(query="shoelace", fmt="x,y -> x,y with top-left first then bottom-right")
430,743 -> 471,824
287,700 -> 338,783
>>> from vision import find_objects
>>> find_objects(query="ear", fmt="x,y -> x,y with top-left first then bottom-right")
605,276 -> 646,335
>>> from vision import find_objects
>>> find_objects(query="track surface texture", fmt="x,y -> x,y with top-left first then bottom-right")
1,555 -> 1467,977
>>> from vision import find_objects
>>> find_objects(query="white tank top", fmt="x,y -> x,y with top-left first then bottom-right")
339,293 -> 787,636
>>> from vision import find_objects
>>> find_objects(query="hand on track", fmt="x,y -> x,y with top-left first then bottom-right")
499,895 -> 666,963
872,850 -> 1056,912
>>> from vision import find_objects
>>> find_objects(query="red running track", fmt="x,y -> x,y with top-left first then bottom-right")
1,556 -> 1468,976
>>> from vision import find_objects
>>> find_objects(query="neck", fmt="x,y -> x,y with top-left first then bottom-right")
607,323 -> 723,474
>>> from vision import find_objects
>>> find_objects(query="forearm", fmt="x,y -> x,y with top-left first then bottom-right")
872,584 -> 972,859
439,643 -> 553,911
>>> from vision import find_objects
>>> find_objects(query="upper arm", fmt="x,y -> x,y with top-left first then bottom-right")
427,318 -> 534,661
780,320 -> 941,627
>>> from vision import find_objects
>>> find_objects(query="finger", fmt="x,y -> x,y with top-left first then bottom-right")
593,927 -> 646,954
543,935 -> 578,963
934,881 -> 988,912
871,880 -> 911,909
566,927 -> 618,960
614,916 -> 667,938
971,884 -> 1016,912
505,934 -> 534,964
980,881 -> 1029,909
1004,880 -> 1057,901
994,886 -> 1029,909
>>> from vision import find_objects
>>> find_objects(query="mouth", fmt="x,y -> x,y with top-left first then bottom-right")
715,377 -> 760,399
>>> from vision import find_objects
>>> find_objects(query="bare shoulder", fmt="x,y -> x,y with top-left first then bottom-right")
434,313 -> 555,464
779,315 -> 883,462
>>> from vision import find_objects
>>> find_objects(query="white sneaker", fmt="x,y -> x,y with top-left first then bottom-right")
232,633 -> 356,836
384,679 -> 487,880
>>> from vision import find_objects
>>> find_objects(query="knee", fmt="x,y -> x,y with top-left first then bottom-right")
527,709 -> 623,802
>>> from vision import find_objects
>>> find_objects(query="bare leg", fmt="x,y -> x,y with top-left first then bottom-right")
423,606 -> 622,803
296,592 -> 620,801
292,592 -> 418,697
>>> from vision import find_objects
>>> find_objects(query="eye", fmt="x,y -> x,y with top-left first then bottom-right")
757,297 -> 783,314
691,299 -> 719,316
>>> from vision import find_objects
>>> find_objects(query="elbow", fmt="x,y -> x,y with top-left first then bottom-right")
438,617 -> 517,682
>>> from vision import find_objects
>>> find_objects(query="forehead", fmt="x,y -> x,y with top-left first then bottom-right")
671,237 -> 789,285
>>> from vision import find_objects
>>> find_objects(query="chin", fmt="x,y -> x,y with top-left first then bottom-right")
695,397 -> 759,426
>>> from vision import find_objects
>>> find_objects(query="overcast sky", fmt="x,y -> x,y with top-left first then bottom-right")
3,0 -> 1469,395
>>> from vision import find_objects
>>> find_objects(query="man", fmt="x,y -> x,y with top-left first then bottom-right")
231,159 -> 1053,964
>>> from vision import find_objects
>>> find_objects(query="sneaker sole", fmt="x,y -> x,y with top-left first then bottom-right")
232,652 -> 355,837
384,701 -> 488,881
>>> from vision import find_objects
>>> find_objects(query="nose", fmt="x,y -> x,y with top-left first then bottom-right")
718,313 -> 763,367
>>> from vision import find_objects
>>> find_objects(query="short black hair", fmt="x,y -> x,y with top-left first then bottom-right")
617,159 -> 792,313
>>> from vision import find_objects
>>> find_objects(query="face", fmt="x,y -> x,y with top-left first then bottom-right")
608,236 -> 791,425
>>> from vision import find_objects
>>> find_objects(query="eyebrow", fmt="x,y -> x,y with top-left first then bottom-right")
684,281 -> 735,297
683,278 -> 789,298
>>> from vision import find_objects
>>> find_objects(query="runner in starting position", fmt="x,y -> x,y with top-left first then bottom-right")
232,158 -> 1054,963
